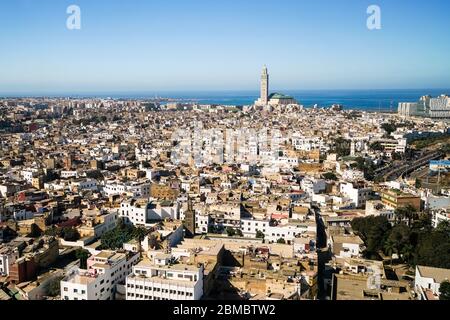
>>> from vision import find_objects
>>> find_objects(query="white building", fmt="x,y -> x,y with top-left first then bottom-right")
340,182 -> 372,208
415,265 -> 450,300
60,171 -> 78,179
21,169 -> 39,184
61,269 -> 108,300
431,207 -> 450,228
126,256 -> 203,300
119,200 -> 179,226
329,235 -> 365,259
0,247 -> 19,276
195,213 -> 210,234
341,169 -> 365,182
12,207 -> 35,221
429,95 -> 450,119
60,250 -> 139,300
365,200 -> 395,221
301,178 -> 326,196
240,218 -> 270,238
71,179 -> 98,192
265,223 -> 312,244
103,180 -> 151,198
398,102 -> 418,117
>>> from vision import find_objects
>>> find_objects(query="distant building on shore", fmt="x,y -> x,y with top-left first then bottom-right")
255,66 -> 298,106
399,94 -> 450,119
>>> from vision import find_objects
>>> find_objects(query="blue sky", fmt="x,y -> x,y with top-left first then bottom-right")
0,0 -> 450,94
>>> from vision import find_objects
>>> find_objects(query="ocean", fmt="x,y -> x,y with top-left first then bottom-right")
3,89 -> 449,111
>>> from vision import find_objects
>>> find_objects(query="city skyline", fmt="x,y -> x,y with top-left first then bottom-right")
1,0 -> 450,94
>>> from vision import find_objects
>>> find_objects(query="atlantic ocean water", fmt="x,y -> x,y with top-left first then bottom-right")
148,89 -> 449,111
4,89 -> 449,111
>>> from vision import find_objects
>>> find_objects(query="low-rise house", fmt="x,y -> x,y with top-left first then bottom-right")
415,265 -> 450,300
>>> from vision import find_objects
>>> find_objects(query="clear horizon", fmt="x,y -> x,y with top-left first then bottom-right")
1,0 -> 450,93
2,88 -> 450,98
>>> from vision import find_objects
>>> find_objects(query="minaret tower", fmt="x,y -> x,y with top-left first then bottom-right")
261,65 -> 269,105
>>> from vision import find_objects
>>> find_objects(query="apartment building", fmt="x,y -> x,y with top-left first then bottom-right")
380,189 -> 422,211
119,199 -> 179,226
61,250 -> 139,300
126,255 -> 204,300
301,178 -> 326,196
340,182 -> 372,208
103,180 -> 150,198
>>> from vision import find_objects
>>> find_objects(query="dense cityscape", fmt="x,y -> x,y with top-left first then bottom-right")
0,67 -> 449,301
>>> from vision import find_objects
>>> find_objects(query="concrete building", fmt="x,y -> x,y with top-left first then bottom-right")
329,234 -> 365,259
0,246 -> 19,276
61,250 -> 139,300
415,265 -> 450,300
431,207 -> 450,228
340,182 -> 372,208
125,256 -> 204,300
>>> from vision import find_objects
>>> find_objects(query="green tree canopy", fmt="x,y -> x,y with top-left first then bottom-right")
440,281 -> 450,300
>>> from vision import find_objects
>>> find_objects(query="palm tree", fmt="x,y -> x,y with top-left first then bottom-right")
134,226 -> 149,258
404,205 -> 417,226
400,244 -> 414,267
75,248 -> 91,269
384,239 -> 396,266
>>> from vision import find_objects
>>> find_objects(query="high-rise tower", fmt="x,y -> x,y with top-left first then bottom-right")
260,65 -> 269,105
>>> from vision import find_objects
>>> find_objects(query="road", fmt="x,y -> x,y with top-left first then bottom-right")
375,150 -> 444,182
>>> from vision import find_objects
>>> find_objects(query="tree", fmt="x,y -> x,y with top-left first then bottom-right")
62,227 -> 80,242
388,223 -> 411,253
401,243 -> 415,266
332,137 -> 351,158
384,238 -> 396,259
133,226 -> 149,257
436,220 -> 450,234
256,230 -> 265,239
439,281 -> 450,300
322,172 -> 337,181
100,221 -> 137,250
277,238 -> 286,244
46,276 -> 64,297
392,152 -> 403,161
415,178 -> 422,189
352,216 -> 391,258
370,141 -> 384,151
235,229 -> 243,237
75,248 -> 90,269
394,207 -> 407,224
381,122 -> 397,136
226,227 -> 236,237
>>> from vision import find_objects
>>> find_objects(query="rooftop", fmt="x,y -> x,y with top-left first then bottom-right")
417,265 -> 450,283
